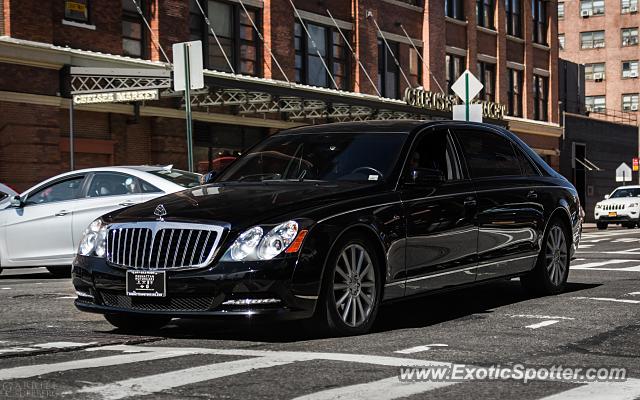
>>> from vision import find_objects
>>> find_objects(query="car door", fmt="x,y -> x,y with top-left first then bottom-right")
400,128 -> 479,296
4,175 -> 86,265
71,172 -> 143,250
453,127 -> 543,281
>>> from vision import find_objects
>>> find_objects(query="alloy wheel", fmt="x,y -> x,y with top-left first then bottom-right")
545,225 -> 568,286
332,244 -> 376,328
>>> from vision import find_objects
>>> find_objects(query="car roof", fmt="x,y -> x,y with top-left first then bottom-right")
277,120 -> 504,136
613,185 -> 640,189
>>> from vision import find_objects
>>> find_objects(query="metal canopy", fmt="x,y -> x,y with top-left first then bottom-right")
69,67 -> 171,94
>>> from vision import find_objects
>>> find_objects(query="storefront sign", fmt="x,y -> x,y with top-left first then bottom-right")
72,89 -> 159,105
404,87 -> 506,120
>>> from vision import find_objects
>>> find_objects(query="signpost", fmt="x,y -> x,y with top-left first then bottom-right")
173,41 -> 204,172
451,70 -> 484,123
616,162 -> 632,185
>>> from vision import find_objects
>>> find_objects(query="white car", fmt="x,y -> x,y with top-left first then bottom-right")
594,185 -> 640,230
0,166 -> 201,276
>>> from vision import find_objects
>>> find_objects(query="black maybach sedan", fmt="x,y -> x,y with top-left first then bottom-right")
73,121 -> 582,335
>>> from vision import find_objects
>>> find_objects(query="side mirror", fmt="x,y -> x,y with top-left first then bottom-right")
604,194 -> 610,200
200,170 -> 218,185
9,195 -> 23,208
407,168 -> 445,186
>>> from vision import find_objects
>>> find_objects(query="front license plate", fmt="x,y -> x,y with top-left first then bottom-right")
126,270 -> 166,297
609,212 -> 618,217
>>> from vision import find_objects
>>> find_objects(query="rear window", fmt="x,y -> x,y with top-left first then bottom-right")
148,169 -> 201,188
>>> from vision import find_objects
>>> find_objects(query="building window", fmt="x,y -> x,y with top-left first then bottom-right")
558,2 -> 565,19
558,34 -> 565,50
477,61 -> 496,102
580,0 -> 605,16
622,94 -> 639,111
623,60 -> 639,78
446,54 -> 465,94
622,27 -> 639,46
294,21 -> 349,90
585,62 -> 606,80
122,0 -> 145,58
580,31 -> 605,49
506,0 -> 522,37
409,47 -> 422,87
622,0 -> 639,13
445,0 -> 464,19
507,68 -> 523,117
378,39 -> 400,99
585,95 -> 606,112
189,0 -> 261,76
532,0 -> 547,45
476,0 -> 495,29
64,0 -> 90,23
533,75 -> 548,121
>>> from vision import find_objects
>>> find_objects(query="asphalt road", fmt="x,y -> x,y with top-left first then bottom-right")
0,225 -> 639,399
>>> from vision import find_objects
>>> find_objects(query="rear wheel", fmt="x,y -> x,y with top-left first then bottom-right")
47,266 -> 71,278
596,221 -> 608,230
104,313 -> 172,331
522,220 -> 570,296
623,222 -> 637,229
312,235 -> 382,336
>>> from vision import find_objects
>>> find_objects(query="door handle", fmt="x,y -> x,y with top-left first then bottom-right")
118,201 -> 136,207
463,197 -> 477,207
55,210 -> 69,217
527,190 -> 538,200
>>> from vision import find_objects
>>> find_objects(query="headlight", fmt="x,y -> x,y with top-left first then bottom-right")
595,204 -> 602,209
223,221 -> 305,262
630,203 -> 639,208
78,219 -> 108,257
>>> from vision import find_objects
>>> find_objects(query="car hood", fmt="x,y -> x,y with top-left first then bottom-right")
106,181 -> 383,229
597,197 -> 640,206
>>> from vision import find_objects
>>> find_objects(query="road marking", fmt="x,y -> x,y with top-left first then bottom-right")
578,244 -> 594,248
32,342 -> 96,349
628,292 -> 640,295
509,314 -> 574,320
0,288 -> 11,290
292,376 -> 457,400
571,265 -> 640,272
613,238 -> 640,243
538,378 -> 640,400
570,260 -> 634,269
395,344 -> 448,354
72,356 -> 293,400
525,320 -> 560,329
572,296 -> 640,304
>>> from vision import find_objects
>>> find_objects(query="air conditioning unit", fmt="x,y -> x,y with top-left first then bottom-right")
581,9 -> 592,17
632,104 -> 639,111
593,72 -> 604,81
594,41 -> 605,48
631,5 -> 638,13
631,71 -> 639,78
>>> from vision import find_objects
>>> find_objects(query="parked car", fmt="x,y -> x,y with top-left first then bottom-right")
72,121 -> 581,335
594,185 -> 640,230
0,183 -> 17,207
0,166 -> 201,277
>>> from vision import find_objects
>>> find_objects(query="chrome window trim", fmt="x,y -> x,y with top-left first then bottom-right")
106,222 -> 226,271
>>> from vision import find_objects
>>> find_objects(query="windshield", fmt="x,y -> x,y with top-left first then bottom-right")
217,132 -> 408,183
149,169 -> 201,188
611,188 -> 640,198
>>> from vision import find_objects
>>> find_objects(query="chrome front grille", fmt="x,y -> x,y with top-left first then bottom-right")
106,222 -> 225,270
603,204 -> 625,211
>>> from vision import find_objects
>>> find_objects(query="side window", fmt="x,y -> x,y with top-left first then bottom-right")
408,129 -> 462,181
25,176 -> 85,205
87,173 -> 139,198
455,129 -> 521,178
140,180 -> 162,193
513,144 -> 540,176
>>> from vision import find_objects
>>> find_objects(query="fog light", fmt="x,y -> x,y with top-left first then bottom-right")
75,290 -> 94,299
222,298 -> 281,306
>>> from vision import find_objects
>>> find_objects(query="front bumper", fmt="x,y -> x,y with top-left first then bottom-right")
72,255 -> 319,320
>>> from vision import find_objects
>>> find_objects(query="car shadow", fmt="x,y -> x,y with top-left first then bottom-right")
104,280 -> 600,343
0,271 -> 61,280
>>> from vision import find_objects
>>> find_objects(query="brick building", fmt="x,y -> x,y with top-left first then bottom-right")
1,0 -> 561,191
559,0 -> 640,121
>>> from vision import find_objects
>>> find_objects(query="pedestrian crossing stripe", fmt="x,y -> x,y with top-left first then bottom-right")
0,345 -> 637,400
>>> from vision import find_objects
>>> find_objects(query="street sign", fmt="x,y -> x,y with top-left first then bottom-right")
172,41 -> 204,92
451,70 -> 483,122
453,104 -> 483,123
616,162 -> 632,183
633,157 -> 639,172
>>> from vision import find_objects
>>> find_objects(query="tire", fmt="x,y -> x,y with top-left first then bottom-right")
47,266 -> 71,278
104,313 -> 172,331
624,222 -> 637,229
521,219 -> 570,296
311,234 -> 382,336
596,222 -> 608,230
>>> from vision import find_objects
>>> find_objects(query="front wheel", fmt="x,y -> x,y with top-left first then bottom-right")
104,313 -> 172,332
313,235 -> 382,336
596,221 -> 608,230
47,266 -> 71,278
521,220 -> 570,296
623,222 -> 637,229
